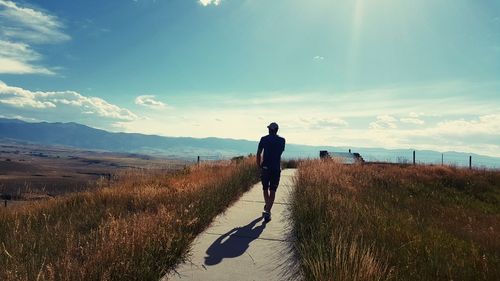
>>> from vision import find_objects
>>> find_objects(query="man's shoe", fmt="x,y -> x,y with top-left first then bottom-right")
263,212 -> 271,223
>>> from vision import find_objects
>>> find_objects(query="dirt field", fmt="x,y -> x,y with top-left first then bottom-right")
0,141 -> 187,204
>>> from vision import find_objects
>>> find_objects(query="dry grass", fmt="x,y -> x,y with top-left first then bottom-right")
291,160 -> 500,281
0,158 -> 259,281
282,159 -> 302,169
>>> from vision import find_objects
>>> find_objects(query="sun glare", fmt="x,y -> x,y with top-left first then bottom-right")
346,0 -> 365,83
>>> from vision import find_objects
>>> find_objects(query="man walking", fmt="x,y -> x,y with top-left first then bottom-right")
256,122 -> 285,223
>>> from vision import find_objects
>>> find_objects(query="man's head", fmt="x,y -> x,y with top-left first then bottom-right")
267,122 -> 279,135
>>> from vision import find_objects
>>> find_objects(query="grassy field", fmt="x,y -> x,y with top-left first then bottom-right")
0,158 -> 259,281
291,160 -> 500,281
0,141 -> 186,200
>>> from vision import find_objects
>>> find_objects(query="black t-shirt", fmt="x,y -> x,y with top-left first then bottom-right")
258,134 -> 286,170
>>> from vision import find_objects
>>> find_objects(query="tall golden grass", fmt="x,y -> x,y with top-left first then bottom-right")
0,158 -> 259,281
291,160 -> 500,281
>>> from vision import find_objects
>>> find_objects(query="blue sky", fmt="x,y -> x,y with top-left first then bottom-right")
0,0 -> 499,156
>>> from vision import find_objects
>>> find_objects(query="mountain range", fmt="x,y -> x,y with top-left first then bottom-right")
0,118 -> 498,168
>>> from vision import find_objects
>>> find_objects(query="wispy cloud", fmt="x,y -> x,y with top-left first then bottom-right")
400,112 -> 425,125
2,78 -> 498,157
135,95 -> 167,109
0,80 -> 137,121
364,114 -> 500,156
369,115 -> 398,129
302,117 -> 348,129
222,94 -> 307,106
313,55 -> 325,61
189,81 -> 499,118
424,115 -> 500,139
111,107 -> 500,157
0,40 -> 54,74
199,0 -> 221,7
0,0 -> 70,43
115,80 -> 499,156
400,117 -> 425,125
0,0 -> 69,74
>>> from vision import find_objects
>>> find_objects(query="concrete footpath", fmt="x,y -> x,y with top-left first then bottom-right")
164,169 -> 297,281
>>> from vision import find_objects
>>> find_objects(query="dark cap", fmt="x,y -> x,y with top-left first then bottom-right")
267,122 -> 279,130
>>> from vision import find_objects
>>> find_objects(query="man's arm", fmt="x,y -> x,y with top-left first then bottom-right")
256,138 -> 263,167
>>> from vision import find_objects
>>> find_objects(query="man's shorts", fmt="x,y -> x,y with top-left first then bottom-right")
261,167 -> 281,191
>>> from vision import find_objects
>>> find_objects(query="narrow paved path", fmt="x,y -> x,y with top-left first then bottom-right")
164,169 -> 297,281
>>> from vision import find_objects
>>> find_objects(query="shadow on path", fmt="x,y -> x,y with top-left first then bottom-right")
204,217 -> 266,266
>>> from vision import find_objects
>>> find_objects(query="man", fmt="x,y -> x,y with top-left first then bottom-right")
256,122 -> 286,223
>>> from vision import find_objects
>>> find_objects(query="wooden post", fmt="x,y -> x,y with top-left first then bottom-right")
4,200 -> 6,208
197,156 -> 200,165
441,153 -> 444,165
413,150 -> 416,165
469,156 -> 472,169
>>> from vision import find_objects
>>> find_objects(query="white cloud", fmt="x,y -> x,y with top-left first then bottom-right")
0,81 -> 137,121
199,0 -> 221,6
101,80 -> 500,161
112,106 -> 500,158
0,0 -> 69,74
0,40 -> 38,60
408,112 -> 423,118
135,95 -> 167,109
0,0 -> 70,43
0,40 -> 54,74
2,79 -> 492,158
400,118 -> 425,125
113,81 -> 499,157
369,115 -> 398,129
400,113 -> 425,125
368,114 -> 500,156
313,55 -> 325,61
0,113 -> 39,122
431,114 -> 500,137
206,81 -> 499,119
345,114 -> 500,156
223,94 -> 307,106
305,117 -> 348,129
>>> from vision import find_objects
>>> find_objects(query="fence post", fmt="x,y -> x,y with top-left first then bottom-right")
413,150 -> 416,165
469,156 -> 472,169
197,156 -> 200,165
4,200 -> 6,208
441,153 -> 444,165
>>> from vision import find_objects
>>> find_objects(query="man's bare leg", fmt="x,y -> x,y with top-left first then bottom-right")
267,190 -> 276,213
263,190 -> 270,212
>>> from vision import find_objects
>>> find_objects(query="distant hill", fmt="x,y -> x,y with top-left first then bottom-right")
0,118 -> 499,168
